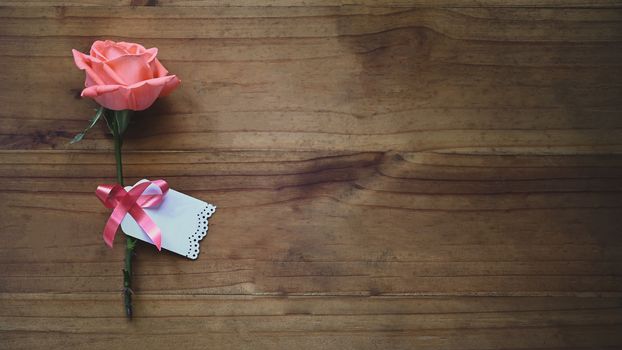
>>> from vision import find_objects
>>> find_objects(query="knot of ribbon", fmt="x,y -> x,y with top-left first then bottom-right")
95,179 -> 169,251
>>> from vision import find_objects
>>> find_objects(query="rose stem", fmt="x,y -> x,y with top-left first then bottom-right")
110,109 -> 136,320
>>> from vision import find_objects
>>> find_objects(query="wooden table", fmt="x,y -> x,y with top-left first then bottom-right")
1,1 -> 621,349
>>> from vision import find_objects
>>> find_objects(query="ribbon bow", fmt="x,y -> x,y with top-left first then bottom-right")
96,179 -> 169,251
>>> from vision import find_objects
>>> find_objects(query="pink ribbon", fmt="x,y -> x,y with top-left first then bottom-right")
95,179 -> 169,251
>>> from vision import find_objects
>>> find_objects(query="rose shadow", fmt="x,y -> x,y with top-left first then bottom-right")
125,98 -> 174,139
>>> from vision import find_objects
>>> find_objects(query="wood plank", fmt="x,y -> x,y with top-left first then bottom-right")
1,6 -> 621,153
1,294 -> 621,350
1,151 -> 620,295
1,6 -> 621,41
3,0 -> 622,7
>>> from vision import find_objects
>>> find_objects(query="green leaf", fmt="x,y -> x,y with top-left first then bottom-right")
69,106 -> 105,144
70,132 -> 86,143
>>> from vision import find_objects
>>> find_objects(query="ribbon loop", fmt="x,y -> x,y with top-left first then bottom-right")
96,180 -> 169,251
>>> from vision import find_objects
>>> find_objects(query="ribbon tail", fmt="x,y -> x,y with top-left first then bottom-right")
102,211 -> 124,248
102,189 -> 138,249
130,206 -> 162,251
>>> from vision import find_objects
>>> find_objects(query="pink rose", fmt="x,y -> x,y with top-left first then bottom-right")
72,40 -> 180,111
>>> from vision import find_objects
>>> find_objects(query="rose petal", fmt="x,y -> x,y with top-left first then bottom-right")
90,40 -> 112,61
102,45 -> 129,61
72,49 -> 105,86
81,84 -> 120,97
150,58 -> 169,78
158,75 -> 181,97
105,53 -> 154,85
81,84 -> 132,111
127,75 -> 178,110
116,42 -> 147,55
143,48 -> 159,63
99,62 -> 128,85
80,76 -> 180,111
90,40 -> 130,61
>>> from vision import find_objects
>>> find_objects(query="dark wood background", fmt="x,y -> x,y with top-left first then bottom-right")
1,1 -> 622,349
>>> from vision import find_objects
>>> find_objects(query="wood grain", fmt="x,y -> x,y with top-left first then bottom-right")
0,2 -> 621,349
2,294 -> 622,349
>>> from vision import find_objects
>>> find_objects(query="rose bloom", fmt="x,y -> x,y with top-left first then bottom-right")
72,40 -> 180,111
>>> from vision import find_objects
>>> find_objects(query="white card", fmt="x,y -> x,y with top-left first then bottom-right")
120,179 -> 216,259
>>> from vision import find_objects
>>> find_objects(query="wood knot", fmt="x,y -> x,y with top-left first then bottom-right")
130,0 -> 157,6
